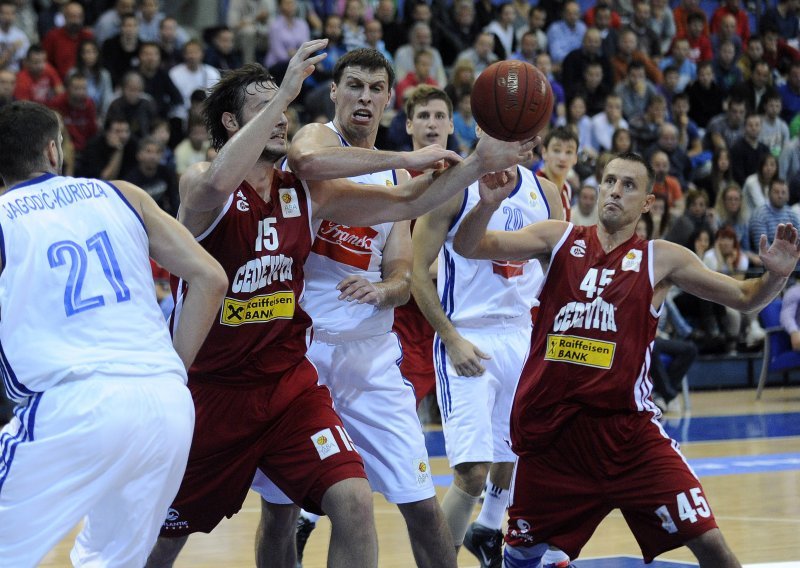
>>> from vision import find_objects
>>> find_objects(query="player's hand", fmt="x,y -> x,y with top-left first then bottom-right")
278,39 -> 328,102
336,275 -> 384,306
478,167 -> 516,206
474,135 -> 540,173
759,223 -> 800,277
443,335 -> 491,377
404,144 -> 462,172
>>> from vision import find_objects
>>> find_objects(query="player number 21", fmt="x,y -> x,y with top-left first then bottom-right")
676,488 -> 711,523
47,230 -> 131,317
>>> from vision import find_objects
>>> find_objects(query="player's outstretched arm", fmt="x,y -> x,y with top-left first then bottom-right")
179,39 -> 327,221
412,195 -> 491,377
311,135 -> 538,226
656,224 -> 800,314
114,181 -> 228,368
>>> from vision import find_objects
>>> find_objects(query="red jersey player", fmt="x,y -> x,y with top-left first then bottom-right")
453,151 -> 800,567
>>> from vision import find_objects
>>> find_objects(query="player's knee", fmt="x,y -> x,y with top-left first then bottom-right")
502,542 -> 547,567
323,477 -> 374,527
454,462 -> 491,495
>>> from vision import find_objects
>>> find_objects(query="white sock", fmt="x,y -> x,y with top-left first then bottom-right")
474,481 -> 509,530
300,510 -> 320,524
541,548 -> 570,565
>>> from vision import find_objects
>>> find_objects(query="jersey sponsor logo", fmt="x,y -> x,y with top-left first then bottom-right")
162,507 -> 189,531
311,427 -> 341,460
231,254 -> 294,294
312,221 -> 377,270
414,457 -> 431,487
2,180 -> 108,221
221,291 -> 295,326
544,334 -> 616,368
621,249 -> 642,272
655,505 -> 678,534
279,187 -> 300,218
236,189 -> 250,211
491,260 -> 527,278
570,238 -> 586,258
553,298 -> 617,333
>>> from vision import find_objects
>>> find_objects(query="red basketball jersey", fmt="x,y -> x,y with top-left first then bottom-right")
172,170 -> 313,381
511,224 -> 660,454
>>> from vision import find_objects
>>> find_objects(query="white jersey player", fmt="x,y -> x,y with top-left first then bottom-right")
412,163 -> 563,567
0,101 -> 225,567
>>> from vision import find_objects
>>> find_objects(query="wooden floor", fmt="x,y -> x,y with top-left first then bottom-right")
41,387 -> 800,567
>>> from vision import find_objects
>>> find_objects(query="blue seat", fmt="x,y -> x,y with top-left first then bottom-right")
756,298 -> 800,399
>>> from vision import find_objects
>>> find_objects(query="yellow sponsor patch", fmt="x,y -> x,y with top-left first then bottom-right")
544,334 -> 616,369
221,291 -> 295,326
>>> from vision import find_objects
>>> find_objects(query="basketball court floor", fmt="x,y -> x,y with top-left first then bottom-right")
42,386 -> 800,567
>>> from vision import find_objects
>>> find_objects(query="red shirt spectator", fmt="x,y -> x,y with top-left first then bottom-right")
395,50 -> 439,110
42,2 -> 94,78
47,73 -> 97,153
13,46 -> 64,105
673,0 -> 709,39
710,0 -> 750,44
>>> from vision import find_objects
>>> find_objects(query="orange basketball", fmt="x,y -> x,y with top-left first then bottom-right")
470,60 -> 554,142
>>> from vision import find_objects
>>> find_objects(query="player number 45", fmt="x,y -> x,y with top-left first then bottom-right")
676,487 -> 711,523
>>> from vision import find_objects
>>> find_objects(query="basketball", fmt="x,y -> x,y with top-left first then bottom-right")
470,60 -> 554,142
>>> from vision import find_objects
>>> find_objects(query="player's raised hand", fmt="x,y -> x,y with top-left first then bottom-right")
278,39 -> 328,102
759,223 -> 800,277
404,144 -> 462,172
478,168 -> 516,206
474,134 -> 541,173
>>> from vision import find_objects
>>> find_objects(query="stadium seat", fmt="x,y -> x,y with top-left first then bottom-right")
756,298 -> 800,399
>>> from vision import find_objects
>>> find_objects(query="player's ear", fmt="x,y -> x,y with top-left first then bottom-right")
642,193 -> 655,213
405,117 -> 413,135
330,81 -> 337,103
221,111 -> 238,132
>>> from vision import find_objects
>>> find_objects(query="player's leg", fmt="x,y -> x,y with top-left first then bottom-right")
397,497 -> 457,568
320,477 -> 377,568
256,499 -> 300,568
685,528 -> 742,568
145,537 -> 189,568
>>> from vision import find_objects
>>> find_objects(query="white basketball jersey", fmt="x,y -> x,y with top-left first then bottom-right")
302,123 -> 398,338
438,167 -> 550,327
0,174 -> 185,402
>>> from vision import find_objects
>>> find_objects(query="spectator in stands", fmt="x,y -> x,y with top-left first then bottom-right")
648,192 -> 674,239
13,44 -> 63,105
560,94 -> 594,160
666,188 -> 715,249
738,35 -> 764,82
762,25 -> 800,77
150,117 -> 175,173
546,0 -> 586,70
204,26 -> 241,71
779,61 -> 800,124
673,0 -> 708,41
710,0 -> 749,44
395,50 -> 438,110
651,149 -> 685,217
611,28 -> 663,85
679,11 -> 713,63
731,61 -> 778,115
0,67 -> 14,107
614,60 -> 657,121
688,62 -> 725,130
711,13 -> 743,59
47,71 -> 97,155
437,0 -> 480,66
77,114 -> 137,179
629,93 -> 667,151
711,40 -> 743,98
628,0 -> 660,58
779,136 -> 800,187
509,30 -> 537,66
106,70 -> 158,140
571,183 -> 598,226
265,0 -> 310,78
659,37 -> 696,93
93,0 -> 136,45
444,58 -> 474,112
697,147 -> 734,205
68,39 -> 113,119
373,0 -> 405,56
649,0 -> 676,56
454,31 -> 497,77
561,27 -> 615,93
364,20 -> 393,65
714,182 -> 753,262
779,281 -> 800,351
671,92 -> 704,162
226,0 -> 273,64
396,22 -> 447,87
749,178 -> 800,250
138,0 -> 173,43
156,17 -> 184,70
341,0 -> 367,52
535,51 -> 565,123
168,39 -> 220,124
42,1 -> 92,79
137,41 -> 182,123
591,3 -> 618,58
705,95 -> 747,151
743,153 -> 779,213
760,0 -> 800,41
651,331 -> 698,412
0,0 -> 30,72
122,135 -> 178,214
566,60 -> 609,117
731,113 -> 770,187
590,93 -> 627,153
102,13 -> 141,87
308,15 -> 347,87
760,93 -> 791,159
452,90 -> 476,156
484,2 -> 516,60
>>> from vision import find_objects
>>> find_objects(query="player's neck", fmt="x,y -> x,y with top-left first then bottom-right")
596,222 -> 637,253
543,165 -> 565,187
333,118 -> 378,149
245,160 -> 276,201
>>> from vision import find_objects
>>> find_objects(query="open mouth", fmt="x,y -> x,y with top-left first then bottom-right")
353,109 -> 373,121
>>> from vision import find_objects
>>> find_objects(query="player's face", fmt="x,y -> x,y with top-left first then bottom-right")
405,99 -> 453,149
331,66 -> 391,138
542,138 -> 578,178
598,158 -> 653,231
240,81 -> 288,162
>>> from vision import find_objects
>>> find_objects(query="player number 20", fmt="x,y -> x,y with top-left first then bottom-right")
676,487 -> 711,523
47,230 -> 131,317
